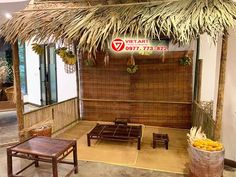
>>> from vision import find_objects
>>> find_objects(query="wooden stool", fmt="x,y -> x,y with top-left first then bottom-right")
153,133 -> 169,149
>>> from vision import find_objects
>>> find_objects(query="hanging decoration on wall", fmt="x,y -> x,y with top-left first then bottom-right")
32,43 -> 44,55
179,54 -> 192,66
64,63 -> 76,74
104,51 -> 110,66
55,44 -> 77,73
127,54 -> 138,74
84,52 -> 96,66
55,47 -> 76,65
161,51 -> 165,63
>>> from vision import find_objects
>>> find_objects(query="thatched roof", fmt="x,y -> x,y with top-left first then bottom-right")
1,0 -> 236,53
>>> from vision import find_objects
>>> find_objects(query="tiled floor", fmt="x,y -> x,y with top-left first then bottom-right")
0,147 -> 187,177
0,121 -> 235,177
0,111 -> 18,145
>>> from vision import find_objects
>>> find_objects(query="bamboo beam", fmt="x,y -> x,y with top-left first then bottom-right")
196,59 -> 203,103
12,41 -> 24,141
81,98 -> 192,104
214,34 -> 228,141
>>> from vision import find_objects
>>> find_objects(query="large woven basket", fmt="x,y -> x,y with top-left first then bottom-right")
188,144 -> 225,177
29,126 -> 52,137
5,86 -> 14,102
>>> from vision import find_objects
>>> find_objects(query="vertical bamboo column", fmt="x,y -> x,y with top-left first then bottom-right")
12,41 -> 24,141
73,42 -> 80,120
196,59 -> 203,103
214,34 -> 228,141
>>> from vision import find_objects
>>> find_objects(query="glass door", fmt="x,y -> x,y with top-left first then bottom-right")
40,44 -> 57,105
48,44 -> 57,104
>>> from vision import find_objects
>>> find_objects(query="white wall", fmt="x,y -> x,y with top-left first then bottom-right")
56,55 -> 77,102
24,42 -> 77,104
24,42 -> 41,105
222,28 -> 236,161
199,34 -> 219,102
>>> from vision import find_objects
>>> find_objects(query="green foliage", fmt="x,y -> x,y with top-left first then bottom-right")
127,64 -> 138,74
179,56 -> 192,66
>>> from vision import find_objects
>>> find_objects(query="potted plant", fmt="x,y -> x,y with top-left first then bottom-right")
0,59 -> 8,89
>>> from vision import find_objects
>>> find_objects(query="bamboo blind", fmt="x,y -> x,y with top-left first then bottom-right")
79,51 -> 193,128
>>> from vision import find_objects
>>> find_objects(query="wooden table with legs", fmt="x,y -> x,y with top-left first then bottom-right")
87,123 -> 142,150
7,136 -> 78,177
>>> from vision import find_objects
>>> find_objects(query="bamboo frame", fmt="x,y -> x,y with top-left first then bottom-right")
214,34 -> 228,141
12,41 -> 24,141
196,59 -> 203,103
73,41 -> 80,120
81,98 -> 192,104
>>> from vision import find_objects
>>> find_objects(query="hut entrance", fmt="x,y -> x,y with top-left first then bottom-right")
79,51 -> 193,128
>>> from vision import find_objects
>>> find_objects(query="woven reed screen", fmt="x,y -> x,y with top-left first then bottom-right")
79,51 -> 193,128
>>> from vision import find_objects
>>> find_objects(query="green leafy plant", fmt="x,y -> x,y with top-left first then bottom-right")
127,55 -> 138,74
127,65 -> 138,74
84,53 -> 96,67
32,43 -> 44,55
56,47 -> 77,65
179,56 -> 192,66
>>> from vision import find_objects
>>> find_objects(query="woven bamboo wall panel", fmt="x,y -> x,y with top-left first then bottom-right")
80,51 -> 193,128
23,98 -> 78,133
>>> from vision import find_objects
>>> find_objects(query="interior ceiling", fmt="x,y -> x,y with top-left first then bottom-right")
0,0 -> 29,25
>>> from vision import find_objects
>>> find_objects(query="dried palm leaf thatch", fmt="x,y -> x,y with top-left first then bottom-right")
1,0 -> 236,53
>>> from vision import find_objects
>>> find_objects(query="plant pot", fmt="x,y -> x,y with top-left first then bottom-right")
188,144 -> 225,177
30,125 -> 52,137
5,86 -> 14,102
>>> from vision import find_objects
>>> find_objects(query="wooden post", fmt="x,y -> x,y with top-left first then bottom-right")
193,38 -> 200,100
214,34 -> 228,141
73,42 -> 80,120
12,41 -> 24,141
196,59 -> 203,103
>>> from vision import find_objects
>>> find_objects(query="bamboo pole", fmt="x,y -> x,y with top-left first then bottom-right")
214,34 -> 228,141
73,42 -> 80,120
196,59 -> 203,103
12,41 -> 24,141
193,38 -> 200,100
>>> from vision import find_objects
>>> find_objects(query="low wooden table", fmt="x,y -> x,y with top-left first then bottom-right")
153,133 -> 169,149
7,136 -> 78,177
87,123 -> 142,150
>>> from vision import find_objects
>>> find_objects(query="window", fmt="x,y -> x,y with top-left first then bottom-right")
18,42 -> 27,95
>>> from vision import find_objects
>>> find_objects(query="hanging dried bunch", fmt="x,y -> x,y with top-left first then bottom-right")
179,54 -> 192,66
55,47 -> 76,65
32,43 -> 44,55
104,52 -> 110,66
84,53 -> 96,66
127,54 -> 138,74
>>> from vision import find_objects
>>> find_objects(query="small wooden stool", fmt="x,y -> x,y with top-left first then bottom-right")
153,133 -> 169,149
